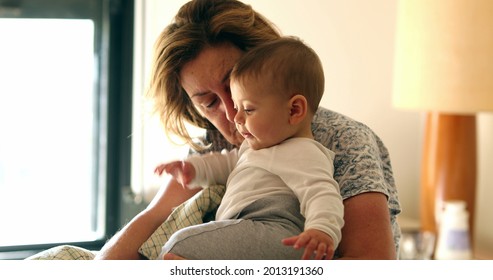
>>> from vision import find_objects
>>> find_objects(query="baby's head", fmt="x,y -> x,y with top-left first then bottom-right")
230,37 -> 325,150
231,36 -> 324,116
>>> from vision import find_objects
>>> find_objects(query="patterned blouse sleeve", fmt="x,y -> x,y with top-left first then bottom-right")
311,108 -> 400,215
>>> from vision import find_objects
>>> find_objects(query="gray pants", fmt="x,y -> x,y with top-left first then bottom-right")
159,194 -> 305,260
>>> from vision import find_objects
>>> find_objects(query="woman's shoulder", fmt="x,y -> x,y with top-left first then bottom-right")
312,107 -> 379,150
313,107 -> 373,130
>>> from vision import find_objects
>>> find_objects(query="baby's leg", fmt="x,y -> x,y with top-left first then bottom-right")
160,194 -> 304,260
160,218 -> 303,260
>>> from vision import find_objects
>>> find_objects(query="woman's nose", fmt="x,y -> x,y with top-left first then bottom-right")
224,98 -> 237,123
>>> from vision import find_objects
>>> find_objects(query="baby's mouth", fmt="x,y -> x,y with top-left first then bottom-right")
238,130 -> 252,139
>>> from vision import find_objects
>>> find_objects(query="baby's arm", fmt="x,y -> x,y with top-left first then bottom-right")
154,161 -> 196,189
282,228 -> 335,260
155,148 -> 239,189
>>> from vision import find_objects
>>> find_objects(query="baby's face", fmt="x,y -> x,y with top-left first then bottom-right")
230,77 -> 294,150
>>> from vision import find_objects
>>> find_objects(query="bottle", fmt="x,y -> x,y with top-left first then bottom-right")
434,200 -> 472,260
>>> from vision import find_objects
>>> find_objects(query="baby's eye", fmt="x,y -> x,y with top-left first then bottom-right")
244,108 -> 254,114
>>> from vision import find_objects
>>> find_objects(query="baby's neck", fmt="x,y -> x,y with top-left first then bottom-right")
291,118 -> 314,139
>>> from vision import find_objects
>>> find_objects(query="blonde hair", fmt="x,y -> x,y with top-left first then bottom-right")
147,0 -> 281,149
230,37 -> 325,114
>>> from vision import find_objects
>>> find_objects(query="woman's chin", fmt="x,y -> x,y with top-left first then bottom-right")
219,127 -> 244,147
230,131 -> 245,147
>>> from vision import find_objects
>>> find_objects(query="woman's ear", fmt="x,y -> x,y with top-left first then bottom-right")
288,94 -> 308,125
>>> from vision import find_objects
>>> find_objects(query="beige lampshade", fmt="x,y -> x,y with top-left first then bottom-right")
393,0 -> 493,113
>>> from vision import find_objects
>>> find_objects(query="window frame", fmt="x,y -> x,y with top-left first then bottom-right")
0,0 -> 133,259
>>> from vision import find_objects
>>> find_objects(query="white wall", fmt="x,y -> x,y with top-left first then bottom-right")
137,0 -> 493,256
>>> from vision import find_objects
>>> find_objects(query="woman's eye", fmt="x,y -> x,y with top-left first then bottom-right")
204,98 -> 218,110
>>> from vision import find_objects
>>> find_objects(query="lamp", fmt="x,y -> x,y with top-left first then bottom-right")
393,0 -> 493,248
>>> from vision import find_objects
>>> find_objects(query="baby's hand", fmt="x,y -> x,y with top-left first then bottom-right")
282,228 -> 335,260
154,161 -> 195,188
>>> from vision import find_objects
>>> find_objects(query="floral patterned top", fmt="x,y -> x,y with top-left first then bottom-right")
198,107 -> 401,256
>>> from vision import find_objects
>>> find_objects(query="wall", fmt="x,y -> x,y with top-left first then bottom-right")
137,0 -> 493,256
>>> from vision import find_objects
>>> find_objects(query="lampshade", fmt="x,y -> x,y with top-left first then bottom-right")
393,0 -> 493,113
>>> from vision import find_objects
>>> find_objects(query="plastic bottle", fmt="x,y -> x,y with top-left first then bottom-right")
434,200 -> 472,260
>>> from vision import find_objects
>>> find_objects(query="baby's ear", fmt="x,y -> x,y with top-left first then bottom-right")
288,94 -> 308,125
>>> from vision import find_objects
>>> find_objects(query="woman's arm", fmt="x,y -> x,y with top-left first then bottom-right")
336,192 -> 397,260
95,179 -> 200,259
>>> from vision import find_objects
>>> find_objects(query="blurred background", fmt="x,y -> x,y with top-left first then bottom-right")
1,0 -> 491,259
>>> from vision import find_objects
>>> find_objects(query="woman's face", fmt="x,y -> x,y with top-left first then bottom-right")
180,43 -> 245,147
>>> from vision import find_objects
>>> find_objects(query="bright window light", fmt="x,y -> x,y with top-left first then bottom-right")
0,19 -> 101,246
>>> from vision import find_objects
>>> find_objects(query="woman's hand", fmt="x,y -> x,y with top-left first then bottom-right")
282,229 -> 335,260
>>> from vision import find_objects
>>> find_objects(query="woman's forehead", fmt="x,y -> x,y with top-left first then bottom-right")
180,43 -> 243,94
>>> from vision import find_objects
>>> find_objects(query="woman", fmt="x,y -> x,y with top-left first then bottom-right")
96,0 -> 401,260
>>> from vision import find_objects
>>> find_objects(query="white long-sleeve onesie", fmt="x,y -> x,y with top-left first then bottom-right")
186,137 -> 344,246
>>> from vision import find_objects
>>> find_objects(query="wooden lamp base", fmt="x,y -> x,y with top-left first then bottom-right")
420,112 -> 477,243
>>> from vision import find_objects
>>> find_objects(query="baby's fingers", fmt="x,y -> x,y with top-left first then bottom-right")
314,243 -> 327,260
163,161 -> 182,173
281,236 -> 299,246
301,239 -> 319,260
154,164 -> 166,175
293,233 -> 312,250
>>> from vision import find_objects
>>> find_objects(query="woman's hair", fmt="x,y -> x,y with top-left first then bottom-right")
147,0 -> 281,149
230,37 -> 325,114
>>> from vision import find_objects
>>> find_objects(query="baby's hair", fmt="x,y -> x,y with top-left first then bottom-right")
230,36 -> 325,113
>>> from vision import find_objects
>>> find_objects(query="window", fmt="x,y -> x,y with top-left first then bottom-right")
0,0 -> 133,259
0,18 -> 98,245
